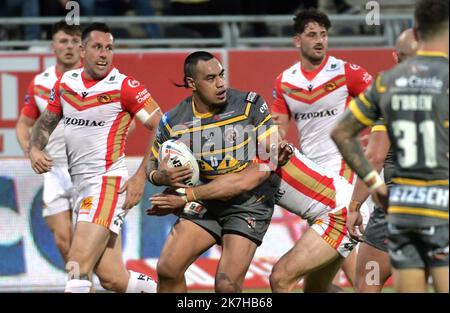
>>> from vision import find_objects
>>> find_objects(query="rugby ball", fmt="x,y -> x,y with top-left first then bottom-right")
158,139 -> 200,186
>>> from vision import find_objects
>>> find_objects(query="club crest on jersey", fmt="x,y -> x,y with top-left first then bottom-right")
324,82 -> 337,92
128,79 -> 140,88
80,196 -> 93,211
98,94 -> 112,104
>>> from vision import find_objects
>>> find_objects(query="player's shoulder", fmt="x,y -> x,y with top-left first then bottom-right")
377,58 -> 413,86
61,68 -> 83,82
340,57 -> 372,86
279,61 -> 301,78
34,65 -> 58,83
165,95 -> 192,123
341,57 -> 368,74
116,70 -> 147,94
227,88 -> 262,105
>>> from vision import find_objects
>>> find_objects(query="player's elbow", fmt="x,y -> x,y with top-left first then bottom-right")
236,172 -> 269,193
234,179 -> 254,193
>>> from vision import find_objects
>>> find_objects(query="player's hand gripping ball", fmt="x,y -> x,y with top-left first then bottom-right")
158,139 -> 200,186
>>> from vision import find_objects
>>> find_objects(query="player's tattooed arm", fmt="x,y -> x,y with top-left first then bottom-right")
331,111 -> 374,180
146,155 -> 159,182
29,110 -> 61,150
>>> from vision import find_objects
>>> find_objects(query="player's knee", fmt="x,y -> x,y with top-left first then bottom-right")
270,265 -> 292,291
156,259 -> 184,282
269,269 -> 284,290
215,273 -> 241,293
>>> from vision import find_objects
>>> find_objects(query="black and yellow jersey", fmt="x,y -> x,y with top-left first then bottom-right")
152,88 -> 276,182
350,51 -> 449,226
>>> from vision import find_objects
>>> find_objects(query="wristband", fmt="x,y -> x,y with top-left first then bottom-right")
148,170 -> 158,185
363,170 -> 384,192
186,187 -> 197,202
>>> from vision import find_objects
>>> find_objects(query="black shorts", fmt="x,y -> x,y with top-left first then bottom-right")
180,201 -> 273,247
388,223 -> 449,269
363,206 -> 388,252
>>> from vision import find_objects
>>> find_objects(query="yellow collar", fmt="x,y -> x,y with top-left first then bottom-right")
416,50 -> 449,58
192,98 -> 214,118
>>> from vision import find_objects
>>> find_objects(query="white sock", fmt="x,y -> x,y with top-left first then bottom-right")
65,279 -> 92,293
125,271 -> 157,293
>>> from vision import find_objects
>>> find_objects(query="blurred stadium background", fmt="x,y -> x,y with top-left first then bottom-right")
0,0 -> 414,292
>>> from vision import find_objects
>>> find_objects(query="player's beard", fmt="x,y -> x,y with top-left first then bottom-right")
208,97 -> 227,110
197,92 -> 226,111
85,62 -> 109,80
302,46 -> 326,65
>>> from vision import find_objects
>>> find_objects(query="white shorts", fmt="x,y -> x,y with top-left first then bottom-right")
361,196 -> 375,228
311,206 -> 359,258
73,175 -> 128,234
42,165 -> 74,218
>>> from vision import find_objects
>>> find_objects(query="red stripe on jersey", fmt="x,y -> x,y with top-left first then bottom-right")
334,207 -> 348,247
105,111 -> 129,171
339,159 -> 346,177
271,73 -> 291,116
34,84 -> 52,100
323,210 -> 336,245
279,167 -> 336,208
60,82 -> 121,111
281,75 -> 347,105
339,159 -> 355,184
290,155 -> 335,189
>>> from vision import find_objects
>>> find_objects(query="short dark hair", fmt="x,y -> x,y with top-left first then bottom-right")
81,22 -> 112,43
177,51 -> 215,88
293,9 -> 331,34
415,0 -> 449,40
52,20 -> 82,38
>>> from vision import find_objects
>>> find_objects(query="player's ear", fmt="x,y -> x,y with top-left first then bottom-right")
392,51 -> 399,64
186,77 -> 196,90
80,42 -> 86,59
293,35 -> 301,48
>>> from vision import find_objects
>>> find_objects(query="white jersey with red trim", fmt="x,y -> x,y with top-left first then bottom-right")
275,148 -> 354,225
22,65 -> 67,165
273,55 -> 372,181
47,67 -> 159,180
